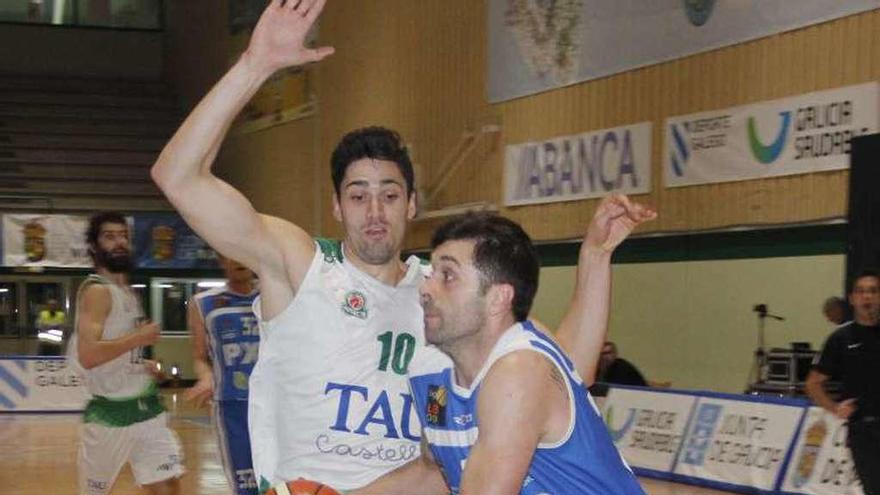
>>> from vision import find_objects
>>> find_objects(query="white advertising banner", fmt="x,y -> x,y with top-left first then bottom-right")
504,122 -> 652,206
602,387 -> 697,472
0,358 -> 88,412
665,83 -> 879,187
488,0 -> 880,102
781,407 -> 865,495
675,397 -> 805,491
2,214 -> 91,267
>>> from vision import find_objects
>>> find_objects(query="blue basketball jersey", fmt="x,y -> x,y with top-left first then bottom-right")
409,321 -> 645,495
215,400 -> 258,495
194,286 -> 260,401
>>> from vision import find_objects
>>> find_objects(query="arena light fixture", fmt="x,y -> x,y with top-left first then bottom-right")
197,281 -> 226,288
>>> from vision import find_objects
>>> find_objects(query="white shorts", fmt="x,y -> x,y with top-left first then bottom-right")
78,412 -> 185,494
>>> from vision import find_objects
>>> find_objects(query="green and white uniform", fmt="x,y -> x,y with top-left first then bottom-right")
248,240 -> 430,492
68,275 -> 184,494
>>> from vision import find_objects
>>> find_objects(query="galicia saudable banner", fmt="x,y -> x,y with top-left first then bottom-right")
664,82 -> 879,187
602,387 -> 697,473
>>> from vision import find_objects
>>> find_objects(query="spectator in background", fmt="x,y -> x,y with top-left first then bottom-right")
823,296 -> 848,326
37,298 -> 66,331
596,341 -> 647,387
36,298 -> 66,356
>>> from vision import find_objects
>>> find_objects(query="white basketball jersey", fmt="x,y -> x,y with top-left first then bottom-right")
248,240 -> 429,491
68,274 -> 151,398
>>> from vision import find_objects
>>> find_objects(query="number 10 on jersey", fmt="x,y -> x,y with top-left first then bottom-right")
376,331 -> 415,375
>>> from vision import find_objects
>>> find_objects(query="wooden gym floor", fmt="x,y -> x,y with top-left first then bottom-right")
0,390 -> 734,494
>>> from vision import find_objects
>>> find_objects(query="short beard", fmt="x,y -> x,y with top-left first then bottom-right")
351,238 -> 396,266
95,249 -> 133,274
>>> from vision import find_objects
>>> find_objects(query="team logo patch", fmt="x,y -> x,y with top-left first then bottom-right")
683,0 -> 715,27
214,295 -> 229,309
426,384 -> 447,426
233,371 -> 249,390
792,418 -> 827,487
342,290 -> 368,319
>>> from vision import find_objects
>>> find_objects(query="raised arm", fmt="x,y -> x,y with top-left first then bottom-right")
76,284 -> 160,370
554,194 -> 656,384
151,0 -> 334,283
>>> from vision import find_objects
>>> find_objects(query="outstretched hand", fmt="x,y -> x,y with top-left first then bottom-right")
184,371 -> 214,409
243,0 -> 335,77
143,359 -> 168,382
583,194 -> 657,254
835,398 -> 857,420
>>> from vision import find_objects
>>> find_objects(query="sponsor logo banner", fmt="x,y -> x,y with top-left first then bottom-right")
781,407 -> 865,495
0,358 -> 88,412
489,0 -> 880,103
2,214 -> 91,267
505,122 -> 651,206
133,213 -> 218,269
665,83 -> 879,187
675,397 -> 805,490
603,387 -> 697,472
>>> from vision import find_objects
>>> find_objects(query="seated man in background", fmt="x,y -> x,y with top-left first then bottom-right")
596,341 -> 648,386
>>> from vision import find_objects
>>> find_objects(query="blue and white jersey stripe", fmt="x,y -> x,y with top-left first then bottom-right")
194,286 -> 259,402
409,321 -> 645,495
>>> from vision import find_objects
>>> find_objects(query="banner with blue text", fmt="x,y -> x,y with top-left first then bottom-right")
504,122 -> 651,206
665,83 -> 879,188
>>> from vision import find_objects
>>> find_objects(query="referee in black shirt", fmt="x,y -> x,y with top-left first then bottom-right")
806,269 -> 880,495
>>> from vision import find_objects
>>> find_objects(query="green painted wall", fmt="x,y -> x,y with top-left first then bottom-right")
532,254 -> 846,393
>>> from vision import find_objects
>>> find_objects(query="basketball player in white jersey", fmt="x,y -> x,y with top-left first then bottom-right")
151,0 -> 654,491
69,212 -> 185,495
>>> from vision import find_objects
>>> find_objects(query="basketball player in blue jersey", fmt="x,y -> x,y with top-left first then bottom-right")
186,255 -> 260,494
151,0 -> 654,491
353,210 -> 648,495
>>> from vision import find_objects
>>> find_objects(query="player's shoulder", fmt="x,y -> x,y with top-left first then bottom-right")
408,345 -> 452,378
194,286 -> 225,302
828,321 -> 856,340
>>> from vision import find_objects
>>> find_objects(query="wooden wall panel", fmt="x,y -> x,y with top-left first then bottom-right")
215,117 -> 318,233
206,0 -> 880,247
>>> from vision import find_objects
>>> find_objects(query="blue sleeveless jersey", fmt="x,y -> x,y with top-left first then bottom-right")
409,321 -> 645,494
194,286 -> 260,402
